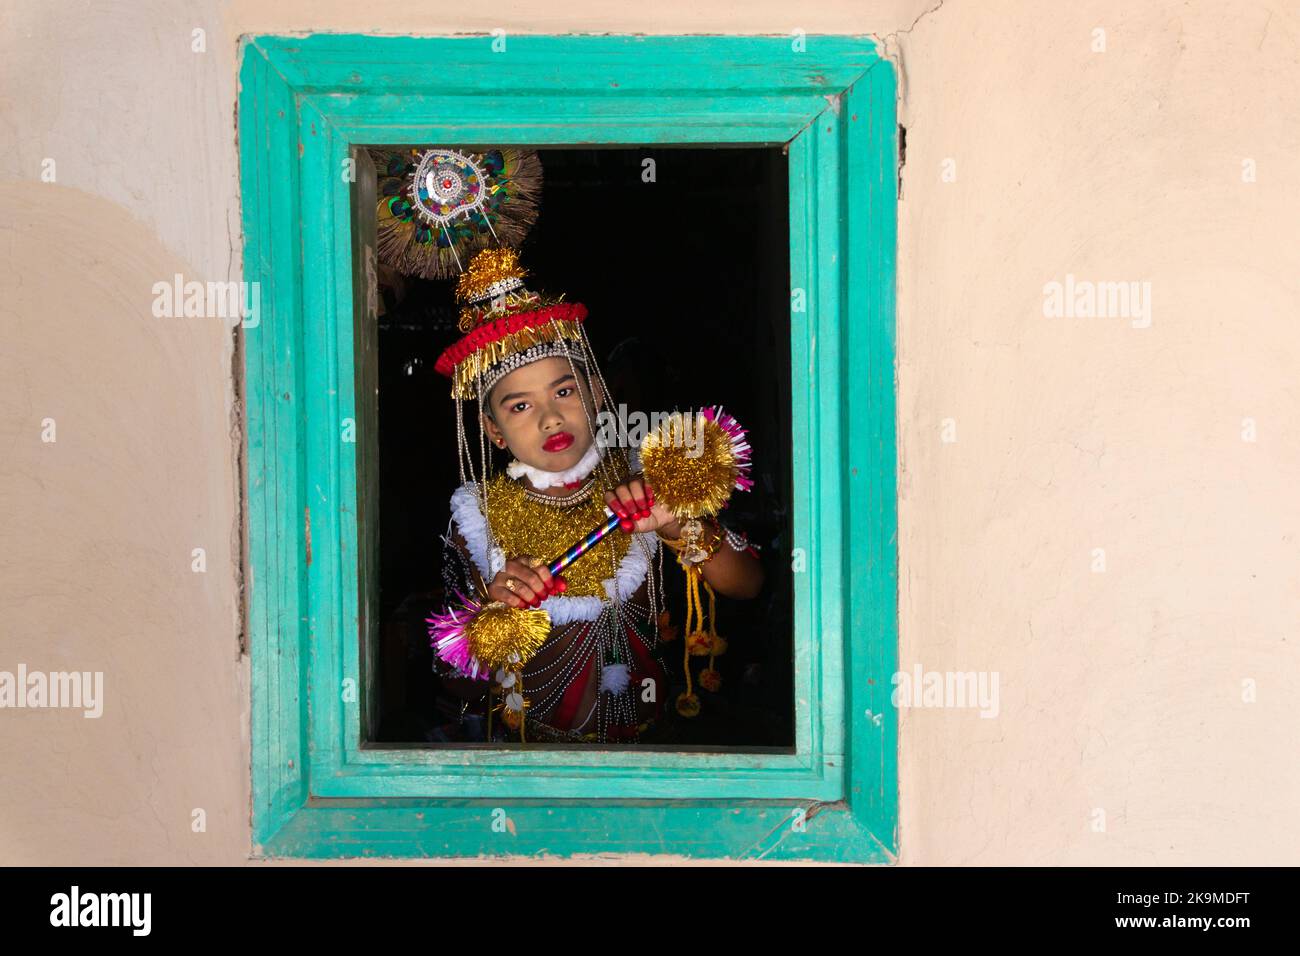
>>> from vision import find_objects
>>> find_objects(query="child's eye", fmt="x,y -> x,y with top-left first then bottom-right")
556,387 -> 574,398
510,402 -> 529,414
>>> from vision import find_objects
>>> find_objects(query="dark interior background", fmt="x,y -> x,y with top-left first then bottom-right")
367,146 -> 793,748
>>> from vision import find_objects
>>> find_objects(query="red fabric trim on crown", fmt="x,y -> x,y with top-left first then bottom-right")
434,302 -> 588,378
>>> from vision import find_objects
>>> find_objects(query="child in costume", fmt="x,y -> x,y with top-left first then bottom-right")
433,247 -> 765,744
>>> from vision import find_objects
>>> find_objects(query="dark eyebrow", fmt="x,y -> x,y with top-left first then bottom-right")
497,373 -> 576,407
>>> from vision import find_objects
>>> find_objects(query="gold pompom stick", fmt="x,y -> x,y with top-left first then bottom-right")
428,587 -> 551,680
466,602 -> 551,671
639,406 -> 751,519
641,407 -> 754,720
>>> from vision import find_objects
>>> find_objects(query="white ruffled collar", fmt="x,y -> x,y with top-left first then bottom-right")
506,441 -> 604,491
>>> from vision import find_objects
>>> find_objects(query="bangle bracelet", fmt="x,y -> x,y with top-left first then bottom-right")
665,517 -> 722,565
656,529 -> 686,549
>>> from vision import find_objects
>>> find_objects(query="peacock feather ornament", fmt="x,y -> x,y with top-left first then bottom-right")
370,147 -> 542,280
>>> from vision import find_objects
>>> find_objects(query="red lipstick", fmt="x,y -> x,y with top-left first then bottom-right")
542,432 -> 574,453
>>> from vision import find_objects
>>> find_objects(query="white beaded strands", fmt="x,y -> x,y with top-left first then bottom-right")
544,318 -> 634,742
529,317 -> 664,742
564,318 -> 666,742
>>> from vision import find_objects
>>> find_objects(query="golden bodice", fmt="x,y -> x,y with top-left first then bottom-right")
482,454 -> 634,599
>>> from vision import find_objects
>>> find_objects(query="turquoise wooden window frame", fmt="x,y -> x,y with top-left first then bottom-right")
238,34 -> 898,862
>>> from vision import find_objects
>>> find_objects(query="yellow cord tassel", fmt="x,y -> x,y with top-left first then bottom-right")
682,566 -> 699,698
705,579 -> 718,671
676,565 -> 714,718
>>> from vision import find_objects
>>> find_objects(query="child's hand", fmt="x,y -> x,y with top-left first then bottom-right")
605,478 -> 680,537
488,557 -> 562,609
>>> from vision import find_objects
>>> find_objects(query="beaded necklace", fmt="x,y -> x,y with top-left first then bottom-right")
522,475 -> 597,507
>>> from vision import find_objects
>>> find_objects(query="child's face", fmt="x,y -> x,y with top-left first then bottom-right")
482,357 -> 603,473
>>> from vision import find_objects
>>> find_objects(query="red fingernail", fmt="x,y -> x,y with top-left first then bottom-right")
554,577 -> 567,593
619,517 -> 635,532
635,498 -> 647,512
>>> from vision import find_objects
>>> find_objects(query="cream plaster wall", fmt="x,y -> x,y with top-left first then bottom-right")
1,0 -> 1295,864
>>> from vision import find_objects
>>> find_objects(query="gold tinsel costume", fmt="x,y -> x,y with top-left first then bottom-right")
419,150 -> 757,745
432,236 -> 671,744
